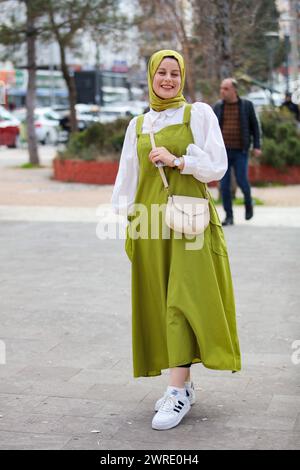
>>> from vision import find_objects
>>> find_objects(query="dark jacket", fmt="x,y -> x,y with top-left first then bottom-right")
213,97 -> 261,151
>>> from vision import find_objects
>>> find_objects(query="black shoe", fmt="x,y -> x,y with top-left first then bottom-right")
245,204 -> 253,220
222,216 -> 234,226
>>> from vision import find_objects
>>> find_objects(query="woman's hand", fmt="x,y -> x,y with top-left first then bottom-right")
149,147 -> 175,167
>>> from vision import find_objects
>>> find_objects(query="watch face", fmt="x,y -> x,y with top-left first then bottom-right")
174,158 -> 181,166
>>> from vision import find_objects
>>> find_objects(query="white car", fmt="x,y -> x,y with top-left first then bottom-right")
242,91 -> 283,113
98,106 -> 128,123
75,103 -> 100,116
13,107 -> 61,145
98,102 -> 148,123
32,108 -> 61,144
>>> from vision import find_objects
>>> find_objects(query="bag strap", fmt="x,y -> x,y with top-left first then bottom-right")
149,105 -> 210,201
137,114 -> 170,191
149,128 -> 170,195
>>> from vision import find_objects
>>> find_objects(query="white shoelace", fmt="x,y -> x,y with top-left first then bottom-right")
159,394 -> 182,413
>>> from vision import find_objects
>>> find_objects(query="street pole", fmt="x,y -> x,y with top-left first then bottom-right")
95,43 -> 100,106
284,33 -> 290,94
270,45 -> 274,97
289,0 -> 300,85
264,32 -> 279,105
266,41 -> 275,105
49,43 -> 55,107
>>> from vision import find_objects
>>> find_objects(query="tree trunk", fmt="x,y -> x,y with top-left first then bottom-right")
182,41 -> 196,102
59,45 -> 78,133
25,0 -> 39,165
214,0 -> 233,79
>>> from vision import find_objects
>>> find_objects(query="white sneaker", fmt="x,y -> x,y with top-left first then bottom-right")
152,389 -> 191,430
154,381 -> 196,412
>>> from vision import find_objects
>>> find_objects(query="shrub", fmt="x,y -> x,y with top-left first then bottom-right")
260,106 -> 300,169
58,117 -> 131,161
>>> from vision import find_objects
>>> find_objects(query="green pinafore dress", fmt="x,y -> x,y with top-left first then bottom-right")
125,104 -> 241,378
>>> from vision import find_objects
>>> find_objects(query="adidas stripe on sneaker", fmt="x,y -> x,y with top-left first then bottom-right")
154,381 -> 196,412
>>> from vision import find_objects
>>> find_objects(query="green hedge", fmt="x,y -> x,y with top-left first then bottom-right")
58,106 -> 300,169
58,118 -> 130,161
260,106 -> 300,169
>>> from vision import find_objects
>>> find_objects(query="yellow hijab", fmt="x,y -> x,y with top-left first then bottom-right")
147,49 -> 187,112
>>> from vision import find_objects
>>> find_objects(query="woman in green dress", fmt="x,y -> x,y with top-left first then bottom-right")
111,49 -> 241,431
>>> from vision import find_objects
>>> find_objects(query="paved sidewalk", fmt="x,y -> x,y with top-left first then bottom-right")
0,221 -> 299,450
1,147 -> 300,228
1,146 -> 300,209
0,147 -> 299,449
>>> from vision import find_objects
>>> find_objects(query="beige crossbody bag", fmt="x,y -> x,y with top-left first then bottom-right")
149,129 -> 210,235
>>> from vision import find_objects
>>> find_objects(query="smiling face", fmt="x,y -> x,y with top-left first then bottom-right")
152,57 -> 181,100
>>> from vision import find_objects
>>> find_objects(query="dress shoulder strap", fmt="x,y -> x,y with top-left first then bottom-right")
183,103 -> 192,124
135,114 -> 145,137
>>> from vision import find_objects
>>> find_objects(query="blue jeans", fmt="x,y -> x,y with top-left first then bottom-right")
220,149 -> 252,218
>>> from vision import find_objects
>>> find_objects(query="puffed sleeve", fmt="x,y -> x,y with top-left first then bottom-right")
110,117 -> 139,216
180,102 -> 228,183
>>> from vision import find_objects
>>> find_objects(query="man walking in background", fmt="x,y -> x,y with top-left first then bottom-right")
213,78 -> 261,226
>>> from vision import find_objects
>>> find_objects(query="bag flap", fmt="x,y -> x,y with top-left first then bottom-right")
170,195 -> 209,216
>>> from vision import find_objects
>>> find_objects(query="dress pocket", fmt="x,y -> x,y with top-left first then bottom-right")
125,222 -> 133,262
210,219 -> 228,257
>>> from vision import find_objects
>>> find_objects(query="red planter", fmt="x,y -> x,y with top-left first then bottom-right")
248,164 -> 300,185
53,157 -> 119,185
208,164 -> 300,187
53,158 -> 300,186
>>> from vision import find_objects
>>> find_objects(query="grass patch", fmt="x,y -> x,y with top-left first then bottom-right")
213,196 -> 264,206
19,163 -> 45,169
252,181 -> 285,188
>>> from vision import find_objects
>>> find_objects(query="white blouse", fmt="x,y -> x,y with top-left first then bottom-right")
111,102 -> 228,215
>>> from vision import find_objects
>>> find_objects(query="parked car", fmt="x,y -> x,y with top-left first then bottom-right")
0,105 -> 20,148
13,107 -> 61,145
54,105 -> 101,143
241,91 -> 283,113
54,101 -> 148,140
54,104 -> 100,125
98,102 -> 148,123
34,108 -> 61,144
98,106 -> 128,123
75,103 -> 101,119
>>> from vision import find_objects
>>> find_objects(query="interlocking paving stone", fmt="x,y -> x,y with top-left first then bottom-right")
0,220 -> 299,449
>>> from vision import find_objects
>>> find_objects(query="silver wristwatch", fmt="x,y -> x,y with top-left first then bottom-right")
172,157 -> 182,168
